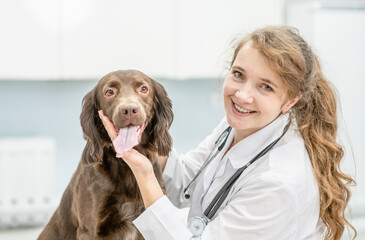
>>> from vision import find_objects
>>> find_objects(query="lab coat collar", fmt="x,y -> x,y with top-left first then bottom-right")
227,113 -> 290,170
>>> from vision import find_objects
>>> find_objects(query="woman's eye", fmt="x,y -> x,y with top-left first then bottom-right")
261,84 -> 273,91
234,71 -> 243,78
105,89 -> 115,97
140,86 -> 148,94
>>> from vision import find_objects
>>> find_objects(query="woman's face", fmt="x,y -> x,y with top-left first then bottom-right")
223,43 -> 298,140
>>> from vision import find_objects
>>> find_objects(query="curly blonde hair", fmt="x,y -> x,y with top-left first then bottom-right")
230,26 -> 356,240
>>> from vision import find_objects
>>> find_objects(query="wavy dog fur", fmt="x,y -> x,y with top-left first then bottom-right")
39,70 -> 173,240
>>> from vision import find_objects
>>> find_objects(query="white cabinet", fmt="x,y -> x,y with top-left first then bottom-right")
59,0 -> 177,79
0,0 -> 284,80
177,0 -> 284,79
0,0 -> 58,80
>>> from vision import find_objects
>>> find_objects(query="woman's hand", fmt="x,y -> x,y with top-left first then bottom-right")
98,110 -> 153,176
121,149 -> 154,177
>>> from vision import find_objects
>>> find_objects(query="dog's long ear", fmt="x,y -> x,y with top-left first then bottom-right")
80,88 -> 104,164
151,80 -> 174,156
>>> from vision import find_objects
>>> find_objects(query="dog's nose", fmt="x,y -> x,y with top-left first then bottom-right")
121,104 -> 139,118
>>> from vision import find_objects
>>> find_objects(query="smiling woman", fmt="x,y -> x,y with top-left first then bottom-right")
99,26 -> 356,240
225,26 -> 357,240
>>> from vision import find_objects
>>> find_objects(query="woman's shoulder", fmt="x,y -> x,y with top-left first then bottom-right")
257,126 -> 318,195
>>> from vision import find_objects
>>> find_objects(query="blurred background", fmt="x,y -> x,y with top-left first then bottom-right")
0,0 -> 364,239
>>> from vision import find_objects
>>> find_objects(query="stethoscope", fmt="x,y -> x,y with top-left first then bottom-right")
183,126 -> 232,200
185,122 -> 290,239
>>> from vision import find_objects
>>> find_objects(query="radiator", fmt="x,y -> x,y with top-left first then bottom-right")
0,138 -> 59,228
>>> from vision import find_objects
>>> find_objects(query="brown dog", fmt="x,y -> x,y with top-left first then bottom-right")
38,70 -> 173,240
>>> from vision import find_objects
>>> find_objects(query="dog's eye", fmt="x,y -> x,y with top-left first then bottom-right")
105,89 -> 115,97
140,86 -> 148,94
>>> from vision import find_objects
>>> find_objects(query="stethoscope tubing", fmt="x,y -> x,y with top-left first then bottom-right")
203,134 -> 285,219
186,122 -> 290,238
194,122 -> 290,220
183,126 -> 232,199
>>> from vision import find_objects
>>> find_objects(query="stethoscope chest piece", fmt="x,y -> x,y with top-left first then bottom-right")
188,216 -> 208,238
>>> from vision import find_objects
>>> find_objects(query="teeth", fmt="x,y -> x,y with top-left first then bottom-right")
137,127 -> 141,135
136,125 -> 144,135
234,103 -> 253,113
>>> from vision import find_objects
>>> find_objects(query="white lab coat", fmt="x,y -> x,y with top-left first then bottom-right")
133,114 -> 325,239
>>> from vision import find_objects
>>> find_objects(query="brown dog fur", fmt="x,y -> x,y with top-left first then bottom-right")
38,70 -> 173,240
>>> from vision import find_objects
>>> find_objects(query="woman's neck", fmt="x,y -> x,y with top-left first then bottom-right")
233,128 -> 259,145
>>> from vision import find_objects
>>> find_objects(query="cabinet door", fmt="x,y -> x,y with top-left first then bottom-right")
60,0 -> 177,79
0,0 -> 284,80
0,0 -> 58,80
177,0 -> 284,79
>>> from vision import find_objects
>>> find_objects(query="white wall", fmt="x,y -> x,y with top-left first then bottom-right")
312,7 -> 365,209
286,2 -> 365,237
0,0 -> 284,80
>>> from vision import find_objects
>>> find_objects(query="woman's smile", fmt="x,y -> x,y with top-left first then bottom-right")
231,100 -> 257,116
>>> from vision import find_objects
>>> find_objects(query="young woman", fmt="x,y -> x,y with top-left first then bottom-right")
99,26 -> 356,239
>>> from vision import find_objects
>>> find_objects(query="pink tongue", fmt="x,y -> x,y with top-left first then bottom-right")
113,125 -> 139,155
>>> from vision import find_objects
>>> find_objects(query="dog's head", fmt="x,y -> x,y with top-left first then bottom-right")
80,70 -> 173,164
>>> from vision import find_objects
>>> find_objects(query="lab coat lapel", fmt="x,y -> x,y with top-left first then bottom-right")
202,156 -> 220,194
227,114 -> 289,170
188,154 -> 226,220
188,158 -> 219,219
188,128 -> 234,220
202,131 -> 234,194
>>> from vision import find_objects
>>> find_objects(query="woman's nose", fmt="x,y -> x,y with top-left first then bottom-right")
235,87 -> 254,104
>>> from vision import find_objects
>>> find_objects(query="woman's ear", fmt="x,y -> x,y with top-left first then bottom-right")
282,95 -> 301,114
